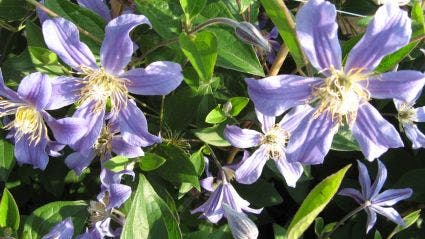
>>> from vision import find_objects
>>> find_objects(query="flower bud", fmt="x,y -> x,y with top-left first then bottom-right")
223,204 -> 259,239
235,22 -> 272,53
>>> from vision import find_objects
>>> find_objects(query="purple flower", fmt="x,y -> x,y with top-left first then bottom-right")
42,14 -> 183,152
265,27 -> 281,64
42,218 -> 74,239
246,0 -> 425,164
394,99 -> 425,148
339,160 -> 412,233
191,157 -> 262,223
77,0 -> 136,22
224,106 -> 312,187
0,70 -> 86,170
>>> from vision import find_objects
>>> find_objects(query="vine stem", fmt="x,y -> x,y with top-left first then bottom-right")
25,0 -> 103,43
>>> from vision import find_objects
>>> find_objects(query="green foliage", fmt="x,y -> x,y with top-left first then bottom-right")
0,188 -> 20,231
0,139 -> 14,182
331,126 -> 360,151
193,123 -> 231,147
139,153 -> 167,171
104,155 -> 132,172
387,209 -> 421,239
0,0 -> 27,20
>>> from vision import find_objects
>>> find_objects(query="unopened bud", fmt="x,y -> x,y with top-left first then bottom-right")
223,204 -> 259,239
235,22 -> 272,53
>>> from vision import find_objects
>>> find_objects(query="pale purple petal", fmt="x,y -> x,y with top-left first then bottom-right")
373,188 -> 412,206
42,18 -> 97,70
224,125 -> 262,149
279,104 -> 314,133
370,205 -> 405,226
107,184 -> 132,209
191,184 -> 225,223
345,3 -> 411,73
0,68 -> 20,101
296,0 -> 342,71
404,124 -> 425,148
274,155 -> 303,188
200,176 -> 215,192
235,145 -> 269,184
338,188 -> 364,204
101,14 -> 151,74
224,183 -> 262,215
357,160 -> 372,198
77,0 -> 111,21
286,111 -> 338,164
37,0 -> 49,24
15,136 -> 49,170
123,61 -> 183,95
362,71 -> 425,102
17,72 -> 51,110
111,135 -> 144,158
255,109 -> 275,133
42,218 -> 74,239
46,141 -> 65,157
365,208 -> 377,233
44,115 -> 88,145
370,160 -> 388,198
65,150 -> 96,175
45,76 -> 83,110
118,100 -> 161,147
414,106 -> 425,122
246,75 -> 321,116
351,103 -> 403,161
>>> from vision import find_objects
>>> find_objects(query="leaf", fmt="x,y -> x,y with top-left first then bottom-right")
375,42 -> 418,73
387,209 -> 421,239
193,124 -> 231,147
0,188 -> 19,231
314,217 -> 324,237
25,21 -> 46,48
331,126 -> 360,151
228,97 -> 249,116
273,224 -> 287,239
0,0 -> 26,20
0,139 -> 14,182
139,153 -> 166,171
104,155 -> 131,172
236,179 -> 283,207
179,0 -> 206,19
374,230 -> 382,239
394,169 -> 425,202
259,0 -> 304,67
121,175 -> 182,239
179,31 -> 218,81
28,46 -> 65,75
205,105 -> 227,124
411,0 -> 425,38
154,144 -> 200,190
286,165 -> 351,239
22,201 -> 88,239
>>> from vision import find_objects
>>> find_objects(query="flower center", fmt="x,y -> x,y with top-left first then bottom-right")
262,125 -> 290,160
313,67 -> 370,124
397,103 -> 415,125
9,106 -> 45,144
79,67 -> 130,115
88,197 -> 110,226
94,126 -> 113,157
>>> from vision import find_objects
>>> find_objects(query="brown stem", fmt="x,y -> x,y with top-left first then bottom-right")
268,44 -> 289,76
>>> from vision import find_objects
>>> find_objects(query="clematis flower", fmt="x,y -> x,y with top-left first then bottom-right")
264,27 -> 281,64
394,99 -> 425,148
42,14 -> 183,153
42,218 -> 74,239
191,157 -> 262,223
224,105 -> 312,187
0,70 -> 86,170
246,0 -> 425,164
77,0 -> 136,22
223,204 -> 259,239
339,160 -> 412,233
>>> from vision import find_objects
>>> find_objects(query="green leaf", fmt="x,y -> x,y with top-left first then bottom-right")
331,126 -> 360,151
228,97 -> 249,116
286,165 -> 351,239
205,105 -> 227,124
121,175 -> 182,239
193,124 -> 231,147
0,139 -> 14,182
28,46 -> 65,75
0,0 -> 26,20
179,31 -> 218,81
154,144 -> 200,190
236,179 -> 283,207
179,0 -> 206,19
411,0 -> 425,38
387,209 -> 421,239
190,146 -> 205,176
0,188 -> 19,231
273,224 -> 287,239
25,21 -> 46,48
139,153 -> 166,171
22,201 -> 88,239
259,0 -> 304,67
104,155 -> 132,172
314,217 -> 324,237
374,230 -> 382,239
239,0 -> 255,13
394,169 -> 425,202
375,42 -> 418,73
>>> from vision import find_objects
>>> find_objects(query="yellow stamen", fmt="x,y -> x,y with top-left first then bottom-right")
397,102 -> 415,125
261,124 -> 290,160
5,105 -> 46,145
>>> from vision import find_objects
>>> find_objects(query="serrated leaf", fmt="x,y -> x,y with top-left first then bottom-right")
286,165 -> 351,239
0,188 -> 19,231
139,153 -> 166,171
22,201 -> 88,239
193,124 -> 231,147
104,155 -> 131,172
121,175 -> 182,239
0,139 -> 14,182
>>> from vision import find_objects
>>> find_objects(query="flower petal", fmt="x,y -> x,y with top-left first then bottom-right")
44,114 -> 88,145
42,218 -> 74,239
373,188 -> 412,206
111,135 -> 144,158
274,155 -> 303,188
246,75 -> 321,116
415,106 -> 425,122
351,103 -> 403,161
77,0 -> 111,21
36,0 -> 49,24
42,18 -> 97,70
15,136 -> 49,170
223,183 -> 262,215
65,150 -> 96,175
370,205 -> 405,226
279,104 -> 314,133
365,208 -> 377,234
338,188 -> 364,204
255,109 -> 275,133
118,99 -> 161,147
191,184 -> 225,223
235,145 -> 269,184
123,61 -> 183,95
107,183 -> 132,209
200,176 -> 215,192
296,0 -> 342,71
17,72 -> 52,110
362,71 -> 425,103
45,76 -> 83,110
404,123 -> 425,149
370,160 -> 388,198
0,68 -> 20,101
224,125 -> 262,149
345,2 -> 411,73
101,14 -> 151,74
357,160 -> 372,199
286,111 -> 338,164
